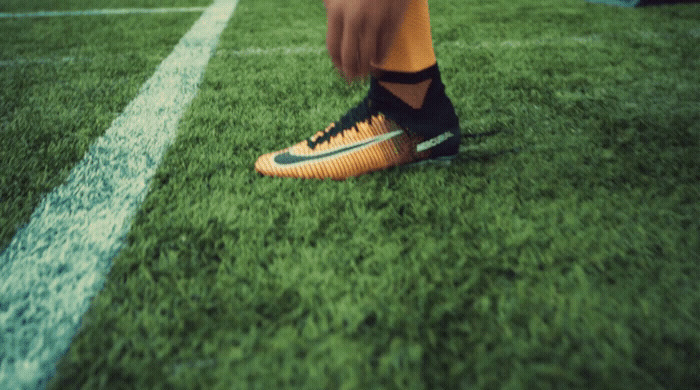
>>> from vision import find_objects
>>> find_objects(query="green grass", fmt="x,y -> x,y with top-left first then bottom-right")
4,0 -> 697,388
0,0 -> 210,12
0,2 -> 203,251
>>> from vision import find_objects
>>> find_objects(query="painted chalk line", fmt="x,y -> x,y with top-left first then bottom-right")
0,7 -> 207,19
0,56 -> 76,67
0,1 -> 239,389
0,36 -> 599,68
215,34 -> 605,58
217,29 -> 696,58
1,29 -> 680,69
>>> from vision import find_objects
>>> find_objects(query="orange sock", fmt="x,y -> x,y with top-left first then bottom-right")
373,0 -> 437,109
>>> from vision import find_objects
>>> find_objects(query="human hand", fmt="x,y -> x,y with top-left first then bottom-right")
323,0 -> 410,81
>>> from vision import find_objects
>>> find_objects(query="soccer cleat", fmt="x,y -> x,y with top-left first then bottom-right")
255,98 -> 459,180
255,68 -> 461,180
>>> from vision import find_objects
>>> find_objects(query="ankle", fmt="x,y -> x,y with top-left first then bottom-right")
371,63 -> 440,109
368,64 -> 459,135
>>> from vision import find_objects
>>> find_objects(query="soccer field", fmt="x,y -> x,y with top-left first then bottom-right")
1,0 -> 698,388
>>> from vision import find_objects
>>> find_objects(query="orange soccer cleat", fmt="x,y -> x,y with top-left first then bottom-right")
255,70 -> 461,180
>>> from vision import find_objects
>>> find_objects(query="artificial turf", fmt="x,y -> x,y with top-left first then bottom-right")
0,0 -> 211,12
4,0 -> 698,388
0,1 -> 208,252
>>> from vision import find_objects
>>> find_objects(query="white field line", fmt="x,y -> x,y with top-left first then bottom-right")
217,34 -> 605,58
443,34 -> 604,49
217,29 -> 693,58
0,1 -> 238,389
223,45 -> 326,57
0,7 -> 207,18
0,56 -> 76,67
0,36 -> 596,67
1,30 -> 678,68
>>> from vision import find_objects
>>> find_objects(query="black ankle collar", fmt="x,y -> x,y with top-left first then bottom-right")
373,63 -> 440,84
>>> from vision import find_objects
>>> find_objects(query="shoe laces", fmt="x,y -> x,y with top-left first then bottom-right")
307,97 -> 375,149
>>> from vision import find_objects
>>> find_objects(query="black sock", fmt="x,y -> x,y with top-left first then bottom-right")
369,64 -> 460,137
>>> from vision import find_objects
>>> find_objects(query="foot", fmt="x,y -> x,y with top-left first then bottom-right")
255,75 -> 460,180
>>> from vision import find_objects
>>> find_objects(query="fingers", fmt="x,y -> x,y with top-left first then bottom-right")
340,14 -> 358,81
342,6 -> 374,81
324,1 -> 370,81
343,8 -> 384,81
325,0 -> 405,81
361,15 -> 383,77
372,21 -> 391,68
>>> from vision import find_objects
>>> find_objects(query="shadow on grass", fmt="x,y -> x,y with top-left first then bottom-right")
456,128 -> 520,164
458,146 -> 521,164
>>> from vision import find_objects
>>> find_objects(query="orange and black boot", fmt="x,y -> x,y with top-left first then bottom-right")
254,64 -> 460,180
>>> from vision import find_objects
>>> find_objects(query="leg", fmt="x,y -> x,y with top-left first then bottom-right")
255,0 -> 460,179
372,0 -> 436,109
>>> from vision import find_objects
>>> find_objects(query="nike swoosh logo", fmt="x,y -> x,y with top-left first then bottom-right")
274,130 -> 403,166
